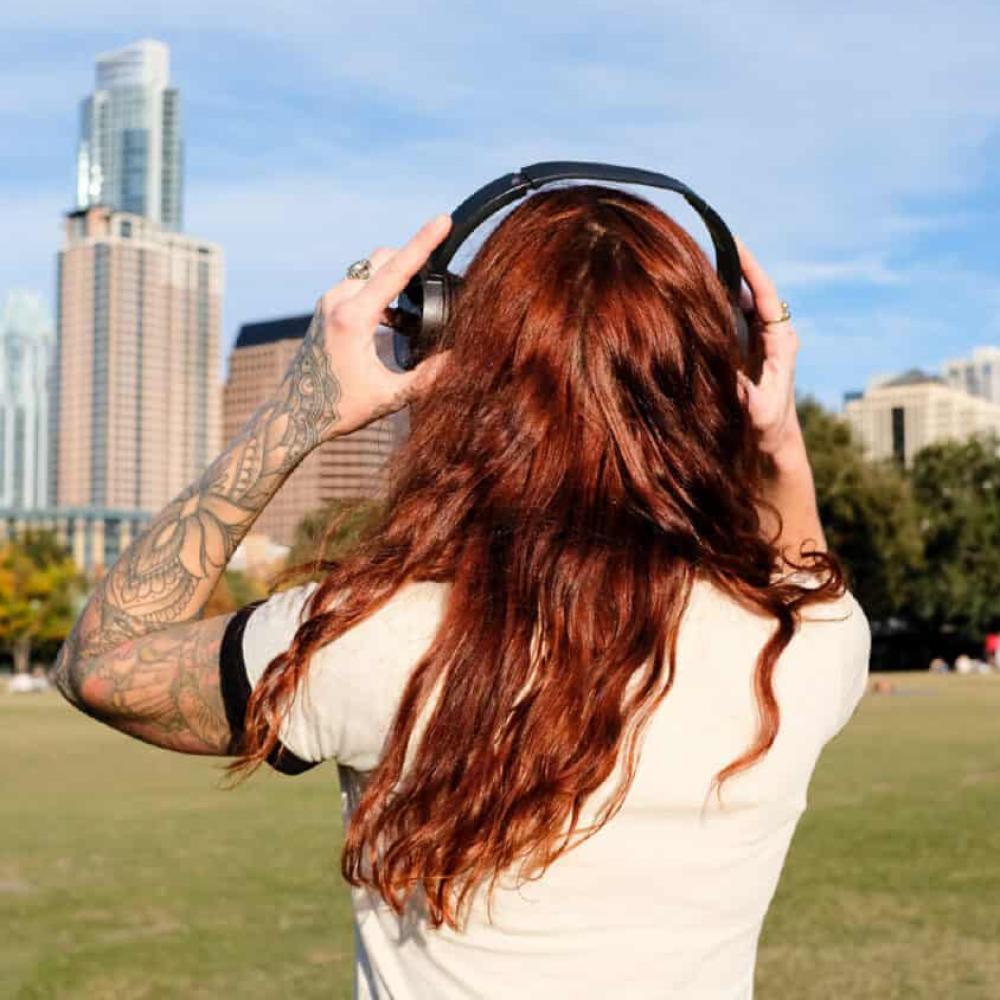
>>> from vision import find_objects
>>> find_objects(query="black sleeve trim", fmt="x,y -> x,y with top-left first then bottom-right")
219,601 -> 319,776
219,600 -> 262,743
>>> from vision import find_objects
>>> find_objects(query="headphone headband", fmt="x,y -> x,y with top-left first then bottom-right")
390,161 -> 753,375
430,161 -> 743,302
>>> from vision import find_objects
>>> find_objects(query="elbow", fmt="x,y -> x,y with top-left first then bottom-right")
51,641 -> 97,715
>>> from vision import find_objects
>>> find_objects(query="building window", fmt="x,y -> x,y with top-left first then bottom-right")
91,244 -> 110,506
121,128 -> 149,217
891,406 -> 905,463
104,518 -> 122,566
8,408 -> 26,507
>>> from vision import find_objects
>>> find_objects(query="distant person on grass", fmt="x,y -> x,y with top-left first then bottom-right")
53,186 -> 870,999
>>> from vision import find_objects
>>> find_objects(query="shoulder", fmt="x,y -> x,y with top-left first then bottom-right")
793,585 -> 871,737
797,584 -> 871,647
241,578 -> 449,771
690,573 -> 871,737
238,580 -> 320,678
242,577 -> 448,677
691,570 -> 869,640
767,568 -> 872,646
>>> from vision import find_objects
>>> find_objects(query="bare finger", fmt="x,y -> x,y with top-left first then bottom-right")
735,236 -> 783,324
354,214 -> 452,318
323,247 -> 397,309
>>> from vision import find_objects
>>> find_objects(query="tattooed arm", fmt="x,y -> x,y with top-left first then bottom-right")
51,215 -> 451,755
51,302 -> 341,752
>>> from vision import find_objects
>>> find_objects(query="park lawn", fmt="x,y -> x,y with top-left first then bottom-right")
2,674 -> 999,999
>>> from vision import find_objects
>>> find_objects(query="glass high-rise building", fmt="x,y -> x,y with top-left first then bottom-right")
34,38 -> 223,571
0,291 -> 53,510
76,38 -> 183,231
55,39 -> 222,516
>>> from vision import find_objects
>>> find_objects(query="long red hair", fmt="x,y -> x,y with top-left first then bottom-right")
234,185 -> 843,928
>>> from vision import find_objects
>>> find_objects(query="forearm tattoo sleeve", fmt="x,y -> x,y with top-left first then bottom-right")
53,304 -> 340,711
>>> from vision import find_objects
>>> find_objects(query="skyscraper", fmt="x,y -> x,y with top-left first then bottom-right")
223,315 -> 405,547
54,205 -> 223,512
76,39 -> 183,231
0,291 -> 53,510
51,40 -> 222,525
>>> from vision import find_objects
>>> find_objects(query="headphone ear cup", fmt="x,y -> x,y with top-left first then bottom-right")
391,274 -> 425,371
416,272 -> 461,352
390,271 -> 461,371
732,306 -> 749,361
420,274 -> 449,340
732,306 -> 764,384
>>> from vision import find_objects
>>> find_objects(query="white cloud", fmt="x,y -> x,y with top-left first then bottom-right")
4,2 -> 1000,400
775,256 -> 904,289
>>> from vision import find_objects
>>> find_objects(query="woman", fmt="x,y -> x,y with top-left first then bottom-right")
54,185 -> 870,998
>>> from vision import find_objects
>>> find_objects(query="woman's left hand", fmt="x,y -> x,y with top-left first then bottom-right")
285,213 -> 454,443
734,237 -> 803,460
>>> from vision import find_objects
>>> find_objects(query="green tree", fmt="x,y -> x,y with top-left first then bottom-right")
285,498 -> 385,581
203,569 -> 271,617
798,398 -> 924,620
0,530 -> 84,673
908,434 -> 1000,633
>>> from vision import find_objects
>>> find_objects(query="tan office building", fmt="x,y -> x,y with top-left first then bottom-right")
54,205 -> 222,511
0,506 -> 150,574
843,369 -> 1000,465
223,315 -> 405,547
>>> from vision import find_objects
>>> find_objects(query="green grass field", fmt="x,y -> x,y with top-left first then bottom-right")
3,674 -> 1000,999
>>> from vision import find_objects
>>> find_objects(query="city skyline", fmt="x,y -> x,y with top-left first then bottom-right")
3,8 -> 1000,410
0,291 -> 52,510
2,35 -> 412,573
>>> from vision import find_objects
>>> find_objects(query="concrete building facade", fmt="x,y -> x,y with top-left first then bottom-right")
54,205 -> 222,512
76,39 -> 183,231
0,507 -> 150,575
223,315 -> 405,547
0,292 -> 53,510
943,346 -> 1000,405
843,369 -> 1000,465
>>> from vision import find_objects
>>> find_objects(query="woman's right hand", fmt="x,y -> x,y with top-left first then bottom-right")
734,238 -> 803,461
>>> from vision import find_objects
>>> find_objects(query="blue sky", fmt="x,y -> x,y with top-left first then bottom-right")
2,2 -> 1000,408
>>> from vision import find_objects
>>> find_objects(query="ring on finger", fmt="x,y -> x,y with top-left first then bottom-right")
762,300 -> 791,325
346,258 -> 373,281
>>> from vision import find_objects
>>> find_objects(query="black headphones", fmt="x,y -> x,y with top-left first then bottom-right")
389,161 -> 752,375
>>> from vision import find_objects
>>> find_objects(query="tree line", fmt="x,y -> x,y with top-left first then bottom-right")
801,398 -> 1000,638
3,399 -> 1000,671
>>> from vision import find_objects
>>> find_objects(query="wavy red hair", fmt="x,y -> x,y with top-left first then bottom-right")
233,185 -> 843,929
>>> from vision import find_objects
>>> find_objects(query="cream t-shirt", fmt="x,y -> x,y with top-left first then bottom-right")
220,575 -> 870,999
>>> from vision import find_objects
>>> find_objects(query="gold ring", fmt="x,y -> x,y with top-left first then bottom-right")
346,258 -> 373,281
763,300 -> 791,325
